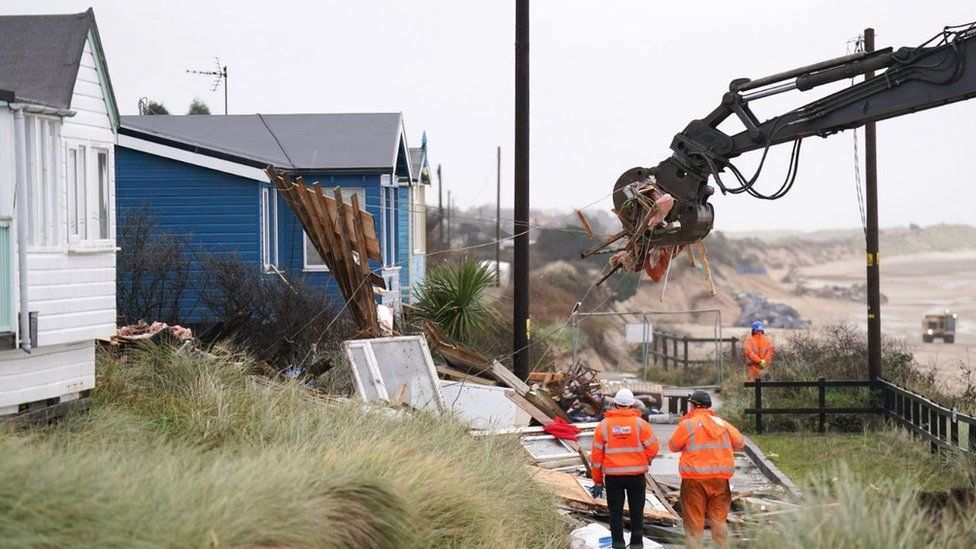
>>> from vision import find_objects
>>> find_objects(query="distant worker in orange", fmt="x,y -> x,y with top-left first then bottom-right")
590,388 -> 659,549
668,390 -> 744,548
744,320 -> 774,381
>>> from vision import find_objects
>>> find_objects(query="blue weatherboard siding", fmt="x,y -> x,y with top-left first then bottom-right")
116,148 -> 391,324
397,186 -> 410,298
115,148 -> 261,322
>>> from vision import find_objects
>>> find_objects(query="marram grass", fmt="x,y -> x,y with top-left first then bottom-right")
0,344 -> 566,548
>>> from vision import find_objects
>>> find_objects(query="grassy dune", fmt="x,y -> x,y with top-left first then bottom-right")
0,345 -> 566,548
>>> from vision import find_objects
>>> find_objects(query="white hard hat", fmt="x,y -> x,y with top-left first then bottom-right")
613,388 -> 636,407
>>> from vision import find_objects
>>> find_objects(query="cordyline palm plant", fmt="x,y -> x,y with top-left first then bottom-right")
414,258 -> 500,343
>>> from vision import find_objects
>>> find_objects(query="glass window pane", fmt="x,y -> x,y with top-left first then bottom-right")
97,151 -> 109,239
78,146 -> 87,239
25,118 -> 36,245
68,149 -> 78,236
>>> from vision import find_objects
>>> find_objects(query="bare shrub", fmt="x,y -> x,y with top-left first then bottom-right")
116,206 -> 190,324
197,253 -> 354,371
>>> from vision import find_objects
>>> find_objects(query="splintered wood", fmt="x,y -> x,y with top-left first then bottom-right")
266,166 -> 383,334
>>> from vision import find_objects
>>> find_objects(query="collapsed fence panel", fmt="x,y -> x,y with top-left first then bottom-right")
267,166 -> 383,334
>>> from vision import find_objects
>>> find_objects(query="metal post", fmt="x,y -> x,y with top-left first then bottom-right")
496,146 -> 502,286
864,28 -> 883,381
818,377 -> 827,433
513,0 -> 531,380
641,314 -> 649,379
571,314 -> 579,366
223,66 -> 228,115
437,164 -> 443,247
447,190 -> 452,247
662,333 -> 669,371
755,378 -> 763,433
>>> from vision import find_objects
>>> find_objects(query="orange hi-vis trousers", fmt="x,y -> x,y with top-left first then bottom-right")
680,478 -> 731,548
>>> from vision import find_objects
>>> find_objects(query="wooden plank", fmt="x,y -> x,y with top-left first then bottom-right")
334,187 -> 375,331
349,193 -> 375,281
528,466 -> 678,525
695,239 -> 716,296
576,209 -> 595,237
436,365 -> 499,386
359,209 -> 382,261
505,390 -> 553,426
491,360 -> 531,395
525,388 -> 572,422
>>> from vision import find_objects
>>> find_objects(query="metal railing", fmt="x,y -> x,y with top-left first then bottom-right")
570,308 -> 724,386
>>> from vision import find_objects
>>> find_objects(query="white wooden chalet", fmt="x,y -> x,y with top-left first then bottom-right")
0,9 -> 118,419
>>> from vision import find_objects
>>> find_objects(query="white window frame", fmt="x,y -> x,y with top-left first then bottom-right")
65,139 -> 115,250
260,187 -> 278,271
303,186 -> 365,272
412,185 -> 426,254
24,115 -> 61,249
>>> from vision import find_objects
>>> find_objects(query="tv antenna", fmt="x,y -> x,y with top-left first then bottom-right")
186,57 -> 228,114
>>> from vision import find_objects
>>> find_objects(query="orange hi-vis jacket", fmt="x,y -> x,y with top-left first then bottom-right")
590,408 -> 658,484
744,333 -> 774,369
667,408 -> 745,480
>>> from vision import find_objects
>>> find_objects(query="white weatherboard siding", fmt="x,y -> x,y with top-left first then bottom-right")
0,341 -> 94,412
24,35 -> 117,347
0,34 -> 116,410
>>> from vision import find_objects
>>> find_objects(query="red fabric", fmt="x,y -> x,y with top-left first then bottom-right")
644,246 -> 683,282
543,417 -> 581,442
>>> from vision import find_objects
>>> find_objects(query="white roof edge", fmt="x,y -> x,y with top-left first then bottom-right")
118,134 -> 269,183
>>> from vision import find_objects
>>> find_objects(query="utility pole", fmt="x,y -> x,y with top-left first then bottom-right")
496,146 -> 502,286
513,0 -> 530,379
864,27 -> 882,381
447,190 -> 452,247
437,164 -> 444,247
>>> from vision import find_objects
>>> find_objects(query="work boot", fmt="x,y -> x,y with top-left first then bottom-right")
611,542 -> 627,549
628,544 -> 643,549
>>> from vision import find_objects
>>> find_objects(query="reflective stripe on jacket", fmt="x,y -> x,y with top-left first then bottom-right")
667,408 -> 744,480
590,408 -> 659,484
744,333 -> 774,367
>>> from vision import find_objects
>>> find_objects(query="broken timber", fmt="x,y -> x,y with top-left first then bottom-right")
266,166 -> 383,334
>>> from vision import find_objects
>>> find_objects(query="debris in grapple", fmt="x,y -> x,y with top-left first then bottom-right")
583,174 -> 715,296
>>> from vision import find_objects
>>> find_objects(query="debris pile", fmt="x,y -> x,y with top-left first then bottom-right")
734,292 -> 811,329
112,320 -> 194,344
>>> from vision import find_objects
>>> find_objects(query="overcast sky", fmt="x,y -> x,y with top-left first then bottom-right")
5,1 -> 975,231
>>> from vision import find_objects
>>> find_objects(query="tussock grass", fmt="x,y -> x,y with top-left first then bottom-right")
750,465 -> 976,548
0,344 -> 566,548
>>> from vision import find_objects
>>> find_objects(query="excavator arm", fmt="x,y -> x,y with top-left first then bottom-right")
613,21 -> 976,248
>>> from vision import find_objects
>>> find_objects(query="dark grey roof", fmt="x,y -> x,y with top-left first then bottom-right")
0,9 -> 93,109
120,113 -> 404,171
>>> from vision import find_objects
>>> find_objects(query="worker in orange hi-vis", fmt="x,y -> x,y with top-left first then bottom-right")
744,320 -> 774,381
589,388 -> 659,549
668,390 -> 745,548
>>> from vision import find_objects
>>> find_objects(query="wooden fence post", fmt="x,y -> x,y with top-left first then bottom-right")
818,377 -> 826,433
672,337 -> 679,370
755,379 -> 763,434
683,336 -> 689,370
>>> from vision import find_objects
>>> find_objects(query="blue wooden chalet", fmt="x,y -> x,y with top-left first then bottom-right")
115,113 -> 430,323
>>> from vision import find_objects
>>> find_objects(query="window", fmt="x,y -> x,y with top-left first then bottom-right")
24,115 -> 60,247
303,187 -> 364,271
261,187 -> 278,269
412,185 -> 426,253
66,143 -> 112,245
96,150 -> 110,239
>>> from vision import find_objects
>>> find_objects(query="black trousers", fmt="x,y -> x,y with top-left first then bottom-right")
605,474 -> 646,548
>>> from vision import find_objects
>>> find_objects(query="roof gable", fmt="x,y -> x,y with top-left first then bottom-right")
120,113 -> 406,173
0,9 -> 92,109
